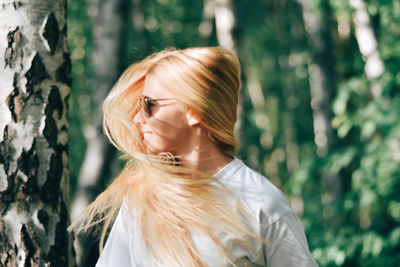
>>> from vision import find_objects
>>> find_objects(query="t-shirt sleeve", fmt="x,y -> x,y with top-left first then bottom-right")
95,208 -> 133,267
261,211 -> 319,267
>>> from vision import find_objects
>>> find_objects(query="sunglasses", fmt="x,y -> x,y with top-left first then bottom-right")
139,96 -> 173,116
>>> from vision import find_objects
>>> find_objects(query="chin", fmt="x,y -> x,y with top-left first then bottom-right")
145,146 -> 176,158
145,145 -> 165,156
145,147 -> 158,155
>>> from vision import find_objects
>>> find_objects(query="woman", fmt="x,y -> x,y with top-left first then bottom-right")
73,47 -> 318,266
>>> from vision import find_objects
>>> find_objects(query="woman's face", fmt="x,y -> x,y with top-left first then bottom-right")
133,77 -> 194,155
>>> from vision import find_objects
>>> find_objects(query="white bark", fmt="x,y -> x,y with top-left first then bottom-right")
350,0 -> 385,97
0,0 -> 75,265
214,0 -> 236,51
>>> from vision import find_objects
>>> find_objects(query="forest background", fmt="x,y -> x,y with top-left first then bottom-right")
67,0 -> 400,266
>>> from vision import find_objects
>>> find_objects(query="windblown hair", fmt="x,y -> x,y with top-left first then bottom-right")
71,47 -> 259,266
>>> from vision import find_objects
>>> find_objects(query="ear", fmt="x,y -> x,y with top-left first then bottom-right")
186,110 -> 201,126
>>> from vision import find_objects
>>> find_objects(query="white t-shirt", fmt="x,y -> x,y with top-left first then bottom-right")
96,157 -> 318,266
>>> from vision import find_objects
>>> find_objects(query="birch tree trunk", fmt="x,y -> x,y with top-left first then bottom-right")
0,0 -> 75,266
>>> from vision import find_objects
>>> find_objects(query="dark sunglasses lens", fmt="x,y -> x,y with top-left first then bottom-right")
141,97 -> 151,116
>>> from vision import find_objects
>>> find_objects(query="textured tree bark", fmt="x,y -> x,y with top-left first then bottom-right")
0,0 -> 75,266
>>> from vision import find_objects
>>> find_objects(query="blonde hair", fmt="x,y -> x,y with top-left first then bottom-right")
71,47 -> 260,266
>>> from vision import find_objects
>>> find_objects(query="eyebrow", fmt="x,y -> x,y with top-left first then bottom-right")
142,96 -> 173,101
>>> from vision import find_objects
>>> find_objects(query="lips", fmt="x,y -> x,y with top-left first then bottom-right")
143,133 -> 151,139
141,131 -> 151,142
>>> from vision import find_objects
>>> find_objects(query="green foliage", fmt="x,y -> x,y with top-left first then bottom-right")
289,1 -> 400,265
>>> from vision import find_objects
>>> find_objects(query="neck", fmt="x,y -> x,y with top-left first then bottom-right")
183,150 -> 232,175
179,128 -> 233,175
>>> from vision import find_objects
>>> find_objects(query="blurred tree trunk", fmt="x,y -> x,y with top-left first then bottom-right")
199,0 -> 215,40
213,0 -> 236,52
71,0 -> 124,265
201,0 -> 237,50
350,0 -> 385,97
299,0 -> 335,154
0,0 -> 75,266
272,1 -> 300,181
298,0 -> 341,203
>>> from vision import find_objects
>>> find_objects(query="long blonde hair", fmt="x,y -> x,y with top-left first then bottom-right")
71,47 -> 260,266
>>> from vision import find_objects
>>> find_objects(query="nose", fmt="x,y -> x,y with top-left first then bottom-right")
133,109 -> 145,126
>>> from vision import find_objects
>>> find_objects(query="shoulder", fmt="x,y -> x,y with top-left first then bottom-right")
96,202 -> 134,266
215,157 -> 293,226
215,159 -> 318,266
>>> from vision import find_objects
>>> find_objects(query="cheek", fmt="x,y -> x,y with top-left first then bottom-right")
151,111 -> 188,137
146,111 -> 191,152
146,128 -> 190,155
151,123 -> 189,144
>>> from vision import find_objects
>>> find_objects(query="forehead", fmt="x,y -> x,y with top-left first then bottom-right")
142,76 -> 175,99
